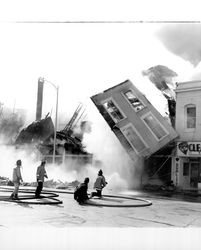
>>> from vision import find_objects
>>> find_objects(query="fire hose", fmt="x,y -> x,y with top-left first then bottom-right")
87,194 -> 152,207
0,187 -> 63,205
0,187 -> 152,207
42,189 -> 153,207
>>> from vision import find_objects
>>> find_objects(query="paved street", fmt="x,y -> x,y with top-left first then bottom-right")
0,187 -> 201,228
1,187 -> 201,250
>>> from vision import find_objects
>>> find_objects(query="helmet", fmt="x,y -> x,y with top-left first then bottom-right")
16,159 -> 22,166
98,169 -> 103,176
84,177 -> 89,184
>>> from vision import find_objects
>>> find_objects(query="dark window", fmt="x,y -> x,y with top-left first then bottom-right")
186,106 -> 196,129
183,162 -> 189,176
124,90 -> 145,111
103,100 -> 124,123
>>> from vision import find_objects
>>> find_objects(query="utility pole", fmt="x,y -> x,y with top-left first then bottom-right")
38,77 -> 59,164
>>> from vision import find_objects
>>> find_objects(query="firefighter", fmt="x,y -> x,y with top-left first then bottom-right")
90,169 -> 107,198
10,159 -> 23,200
35,161 -> 48,198
74,177 -> 90,205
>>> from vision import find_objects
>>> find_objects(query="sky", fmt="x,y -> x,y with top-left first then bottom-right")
0,22 -> 199,125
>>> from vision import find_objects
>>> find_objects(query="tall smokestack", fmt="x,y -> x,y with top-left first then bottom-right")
36,77 -> 44,121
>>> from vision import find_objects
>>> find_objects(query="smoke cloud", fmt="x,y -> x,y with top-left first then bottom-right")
82,103 -> 144,190
72,121 -> 92,141
190,67 -> 201,81
157,24 -> 201,67
0,107 -> 25,144
142,65 -> 177,99
0,95 -> 146,192
0,143 -> 38,182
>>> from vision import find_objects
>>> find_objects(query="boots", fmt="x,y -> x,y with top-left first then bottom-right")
14,194 -> 19,200
10,193 -> 14,199
10,194 -> 19,200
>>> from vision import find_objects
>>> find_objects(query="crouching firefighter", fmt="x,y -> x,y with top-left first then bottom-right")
10,159 -> 23,200
90,169 -> 107,199
35,161 -> 48,198
74,177 -> 90,205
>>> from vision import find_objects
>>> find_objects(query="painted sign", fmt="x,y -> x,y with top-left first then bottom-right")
177,142 -> 201,157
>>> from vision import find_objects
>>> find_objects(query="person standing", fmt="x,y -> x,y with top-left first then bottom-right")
35,161 -> 48,198
90,169 -> 107,198
10,159 -> 23,200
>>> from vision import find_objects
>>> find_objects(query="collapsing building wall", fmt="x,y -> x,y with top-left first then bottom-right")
91,79 -> 178,160
91,79 -> 178,186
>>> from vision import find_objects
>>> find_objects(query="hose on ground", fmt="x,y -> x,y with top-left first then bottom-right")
86,194 -> 152,207
0,187 -> 152,207
0,187 -> 63,205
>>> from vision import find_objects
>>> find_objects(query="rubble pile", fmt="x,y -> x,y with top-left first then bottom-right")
143,181 -> 176,192
0,176 -> 10,186
14,114 -> 92,164
15,115 -> 54,145
44,179 -> 80,189
1,176 -> 80,190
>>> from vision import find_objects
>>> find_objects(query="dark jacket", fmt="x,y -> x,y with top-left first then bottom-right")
36,165 -> 48,182
74,182 -> 89,203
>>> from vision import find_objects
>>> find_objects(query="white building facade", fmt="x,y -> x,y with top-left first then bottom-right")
172,80 -> 201,190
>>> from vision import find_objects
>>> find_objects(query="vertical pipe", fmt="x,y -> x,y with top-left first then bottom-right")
53,86 -> 59,164
36,77 -> 44,121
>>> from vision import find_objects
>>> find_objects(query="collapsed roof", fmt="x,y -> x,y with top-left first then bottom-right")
15,115 -> 54,145
15,113 -> 91,159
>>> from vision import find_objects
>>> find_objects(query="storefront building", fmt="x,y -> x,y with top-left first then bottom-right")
172,80 -> 201,190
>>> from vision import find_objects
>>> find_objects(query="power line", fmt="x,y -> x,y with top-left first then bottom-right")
12,20 -> 201,24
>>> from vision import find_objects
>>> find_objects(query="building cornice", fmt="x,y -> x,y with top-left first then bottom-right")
175,86 -> 201,93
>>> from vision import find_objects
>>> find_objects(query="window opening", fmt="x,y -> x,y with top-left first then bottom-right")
103,99 -> 124,123
121,124 -> 147,153
186,106 -> 196,129
143,113 -> 168,140
124,90 -> 145,112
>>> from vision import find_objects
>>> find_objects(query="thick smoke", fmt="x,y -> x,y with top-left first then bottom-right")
72,121 -> 92,141
142,65 -> 177,100
0,100 -> 145,193
82,103 -> 144,191
0,143 -> 38,182
142,65 -> 177,126
0,107 -> 25,144
190,68 -> 201,81
157,24 -> 201,67
0,139 -> 95,185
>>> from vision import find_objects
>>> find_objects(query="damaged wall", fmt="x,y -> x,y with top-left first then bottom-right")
91,79 -> 178,162
15,115 -> 54,145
